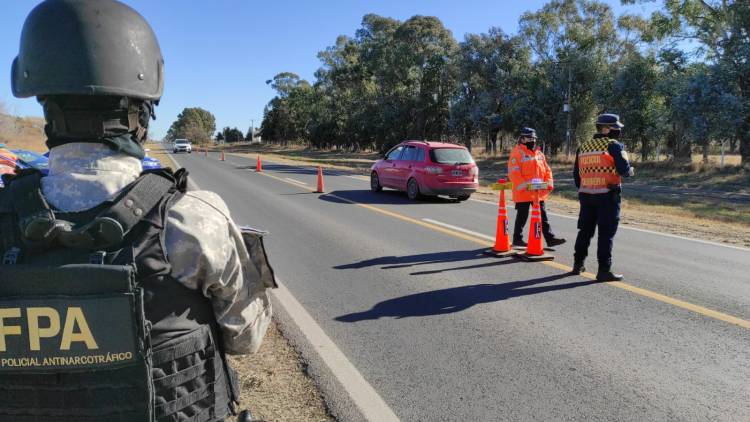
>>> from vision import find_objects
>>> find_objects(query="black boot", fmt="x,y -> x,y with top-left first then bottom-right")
596,269 -> 624,281
512,237 -> 527,247
238,410 -> 254,422
570,261 -> 585,275
545,236 -> 566,247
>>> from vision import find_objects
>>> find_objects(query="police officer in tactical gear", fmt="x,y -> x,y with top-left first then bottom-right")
0,1 -> 274,421
571,113 -> 634,281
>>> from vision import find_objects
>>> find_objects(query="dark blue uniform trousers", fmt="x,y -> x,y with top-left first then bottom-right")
573,192 -> 621,270
513,201 -> 556,242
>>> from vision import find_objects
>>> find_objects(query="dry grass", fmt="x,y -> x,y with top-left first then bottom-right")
144,143 -> 173,170
229,322 -> 333,422
0,112 -> 46,152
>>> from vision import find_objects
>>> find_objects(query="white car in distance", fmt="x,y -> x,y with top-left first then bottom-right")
172,139 -> 192,153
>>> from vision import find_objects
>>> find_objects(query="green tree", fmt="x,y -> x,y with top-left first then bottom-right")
628,0 -> 750,165
452,29 -> 531,153
221,127 -> 245,143
610,52 -> 662,160
519,0 -> 622,154
166,107 -> 216,145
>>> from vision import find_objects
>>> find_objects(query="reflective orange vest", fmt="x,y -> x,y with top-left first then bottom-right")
508,144 -> 553,203
577,137 -> 621,194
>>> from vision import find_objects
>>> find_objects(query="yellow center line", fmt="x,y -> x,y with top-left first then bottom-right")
255,169 -> 750,330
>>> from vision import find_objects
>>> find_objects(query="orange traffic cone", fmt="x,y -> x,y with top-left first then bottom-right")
485,179 -> 514,257
256,155 -> 263,172
220,148 -> 225,161
519,196 -> 554,261
315,166 -> 325,193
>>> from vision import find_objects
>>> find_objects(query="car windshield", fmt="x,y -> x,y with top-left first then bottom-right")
176,140 -> 189,145
11,149 -> 49,170
429,148 -> 473,164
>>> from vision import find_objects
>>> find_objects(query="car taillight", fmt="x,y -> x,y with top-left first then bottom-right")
470,167 -> 479,176
425,166 -> 443,174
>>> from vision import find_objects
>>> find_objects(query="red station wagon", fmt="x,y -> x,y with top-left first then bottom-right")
370,141 -> 479,201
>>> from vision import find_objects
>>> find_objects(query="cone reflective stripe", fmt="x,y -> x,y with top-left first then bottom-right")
315,166 -> 325,193
256,155 -> 263,172
525,198 -> 544,255
518,191 -> 554,261
484,178 -> 515,257
492,189 -> 511,252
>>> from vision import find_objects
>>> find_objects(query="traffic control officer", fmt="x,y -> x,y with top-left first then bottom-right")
508,127 -> 566,248
0,1 -> 274,421
571,113 -> 635,281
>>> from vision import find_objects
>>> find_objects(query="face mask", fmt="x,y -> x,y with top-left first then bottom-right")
609,129 -> 621,139
523,141 -> 536,150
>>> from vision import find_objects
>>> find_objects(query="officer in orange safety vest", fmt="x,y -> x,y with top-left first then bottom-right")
508,127 -> 566,248
571,113 -> 634,281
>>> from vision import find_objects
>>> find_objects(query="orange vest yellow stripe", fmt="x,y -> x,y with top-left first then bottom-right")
577,138 -> 621,194
508,145 -> 552,203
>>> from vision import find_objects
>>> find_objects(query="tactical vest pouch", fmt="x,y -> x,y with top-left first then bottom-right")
0,264 -> 153,421
152,325 -> 231,422
239,226 -> 278,289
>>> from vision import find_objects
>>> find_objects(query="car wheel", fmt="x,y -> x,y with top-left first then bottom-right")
456,194 -> 471,202
407,178 -> 422,201
370,172 -> 382,192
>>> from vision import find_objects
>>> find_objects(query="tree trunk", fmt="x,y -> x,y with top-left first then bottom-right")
490,128 -> 500,155
702,141 -> 709,165
671,123 -> 692,163
463,122 -> 472,152
741,117 -> 750,168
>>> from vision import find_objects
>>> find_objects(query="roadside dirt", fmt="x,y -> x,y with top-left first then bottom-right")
229,322 -> 334,422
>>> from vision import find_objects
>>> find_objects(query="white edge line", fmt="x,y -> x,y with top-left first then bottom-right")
272,281 -> 400,422
167,148 -> 399,421
284,177 -> 308,186
347,175 -> 370,181
164,150 -> 203,190
422,218 -> 495,242
468,198 -> 497,205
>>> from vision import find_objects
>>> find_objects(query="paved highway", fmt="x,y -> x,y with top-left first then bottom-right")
170,150 -> 750,421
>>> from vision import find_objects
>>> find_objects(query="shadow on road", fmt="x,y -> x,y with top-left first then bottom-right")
334,274 -> 596,322
321,190 -> 457,206
334,248 -> 492,270
232,163 -> 355,177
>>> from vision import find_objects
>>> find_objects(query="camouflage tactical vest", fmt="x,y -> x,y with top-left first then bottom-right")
0,168 -> 238,422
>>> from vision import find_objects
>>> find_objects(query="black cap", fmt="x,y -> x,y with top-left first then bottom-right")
596,113 -> 624,128
519,127 -> 537,139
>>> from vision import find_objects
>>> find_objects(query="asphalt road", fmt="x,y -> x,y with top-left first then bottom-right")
171,150 -> 750,422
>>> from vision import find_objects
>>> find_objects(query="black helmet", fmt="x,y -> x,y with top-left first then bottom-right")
596,113 -> 624,129
11,0 -> 164,101
519,127 -> 537,139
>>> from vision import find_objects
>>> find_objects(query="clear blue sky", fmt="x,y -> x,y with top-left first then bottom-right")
0,0 -> 660,140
